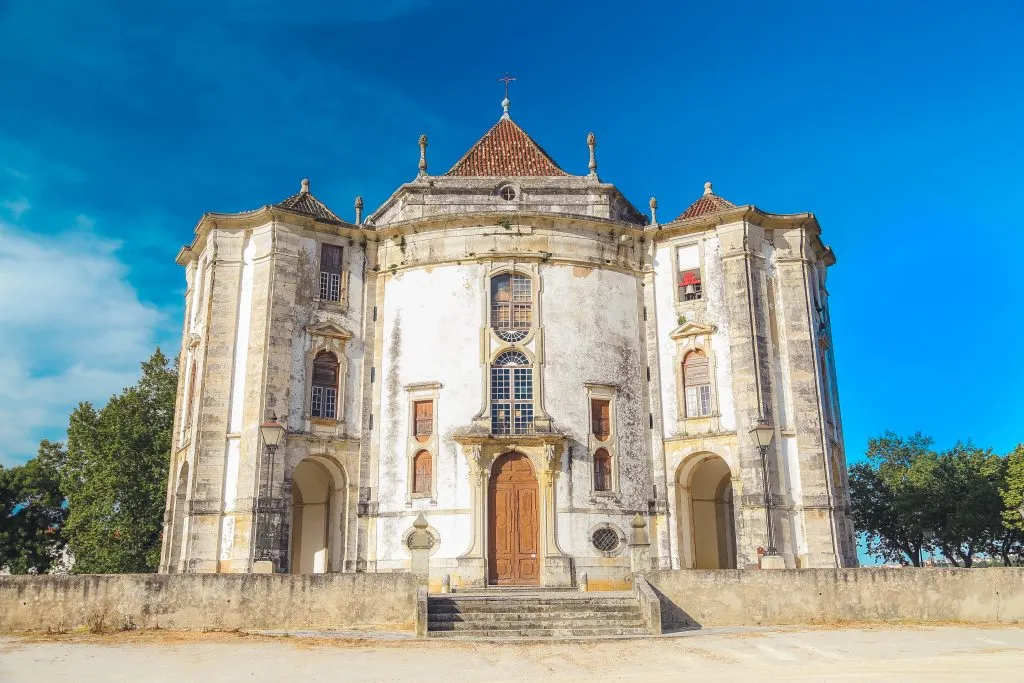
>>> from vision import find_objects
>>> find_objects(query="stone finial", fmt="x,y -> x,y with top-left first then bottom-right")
703,181 -> 713,196
300,178 -> 310,194
418,134 -> 428,177
501,97 -> 510,120
630,513 -> 650,546
649,196 -> 658,225
354,196 -> 364,225
408,513 -> 434,550
587,132 -> 597,178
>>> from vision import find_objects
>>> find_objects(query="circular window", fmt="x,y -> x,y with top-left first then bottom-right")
499,185 -> 518,201
592,527 -> 620,553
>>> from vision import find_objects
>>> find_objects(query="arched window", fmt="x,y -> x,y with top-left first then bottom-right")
413,450 -> 432,494
594,448 -> 612,492
311,351 -> 340,419
683,350 -> 712,418
490,350 -> 533,435
491,273 -> 532,342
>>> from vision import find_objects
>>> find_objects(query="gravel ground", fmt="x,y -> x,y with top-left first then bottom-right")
1,624 -> 1022,682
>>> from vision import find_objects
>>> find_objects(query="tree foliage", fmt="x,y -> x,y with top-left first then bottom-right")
851,432 -> 1024,566
0,441 -> 67,573
57,349 -> 177,573
849,432 -> 937,566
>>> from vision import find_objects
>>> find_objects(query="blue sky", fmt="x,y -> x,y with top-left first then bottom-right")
1,0 -> 1022,468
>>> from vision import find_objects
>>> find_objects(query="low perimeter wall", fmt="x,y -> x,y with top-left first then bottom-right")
646,568 -> 1024,627
0,573 -> 417,633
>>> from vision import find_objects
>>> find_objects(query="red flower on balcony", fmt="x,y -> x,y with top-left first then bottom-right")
680,272 -> 701,286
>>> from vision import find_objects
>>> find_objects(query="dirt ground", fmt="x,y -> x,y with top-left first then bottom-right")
2,624 -> 1022,682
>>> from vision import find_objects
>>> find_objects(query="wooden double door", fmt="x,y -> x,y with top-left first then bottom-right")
488,453 -> 540,585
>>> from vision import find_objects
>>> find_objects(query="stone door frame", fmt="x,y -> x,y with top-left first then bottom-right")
453,434 -> 572,588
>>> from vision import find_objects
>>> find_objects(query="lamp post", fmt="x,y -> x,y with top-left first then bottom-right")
749,417 -> 778,557
255,418 -> 286,567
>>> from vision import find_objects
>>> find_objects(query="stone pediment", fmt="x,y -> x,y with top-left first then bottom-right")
669,321 -> 717,340
305,321 -> 353,341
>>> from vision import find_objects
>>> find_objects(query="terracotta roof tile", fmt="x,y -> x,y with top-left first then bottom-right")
672,184 -> 736,221
275,180 -> 341,222
446,118 -> 568,177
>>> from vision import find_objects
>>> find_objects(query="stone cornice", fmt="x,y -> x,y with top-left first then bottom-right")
669,321 -> 717,340
369,210 -> 647,240
177,206 -> 367,266
649,205 -> 836,266
305,321 -> 354,341
366,176 -> 647,226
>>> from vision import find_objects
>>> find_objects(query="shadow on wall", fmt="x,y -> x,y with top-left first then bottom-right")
647,582 -> 702,631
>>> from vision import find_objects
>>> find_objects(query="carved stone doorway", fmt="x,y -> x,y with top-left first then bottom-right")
488,452 -> 539,585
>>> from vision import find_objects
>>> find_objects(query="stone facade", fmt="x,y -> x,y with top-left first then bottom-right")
159,102 -> 857,587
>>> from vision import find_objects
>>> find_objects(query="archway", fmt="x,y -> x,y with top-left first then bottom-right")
289,459 -> 335,574
679,454 -> 737,569
167,462 -> 188,573
488,452 -> 539,585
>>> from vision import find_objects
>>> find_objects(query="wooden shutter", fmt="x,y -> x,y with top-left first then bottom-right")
591,399 -> 610,439
414,451 -> 432,494
594,449 -> 611,491
313,352 -> 338,386
683,351 -> 710,386
414,400 -> 433,439
321,244 -> 342,275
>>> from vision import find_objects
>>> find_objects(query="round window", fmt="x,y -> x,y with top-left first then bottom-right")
592,527 -> 620,553
499,185 -> 517,201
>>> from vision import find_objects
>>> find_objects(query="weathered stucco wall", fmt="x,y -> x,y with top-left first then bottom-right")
647,569 -> 1024,627
0,573 -> 417,633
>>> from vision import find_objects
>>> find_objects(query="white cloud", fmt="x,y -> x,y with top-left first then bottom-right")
0,215 -> 169,466
3,197 -> 30,220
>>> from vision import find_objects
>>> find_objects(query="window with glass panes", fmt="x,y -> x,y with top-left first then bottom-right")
683,350 -> 712,417
311,351 -> 339,419
319,244 -> 343,302
490,350 -> 533,434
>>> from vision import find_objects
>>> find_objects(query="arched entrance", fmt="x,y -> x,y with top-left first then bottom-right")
289,459 -> 335,574
488,452 -> 539,585
678,454 -> 737,569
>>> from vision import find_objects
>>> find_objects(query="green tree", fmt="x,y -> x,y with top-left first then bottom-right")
928,443 -> 1006,567
59,349 -> 177,573
849,432 -> 940,566
998,444 -> 1024,564
0,441 -> 68,573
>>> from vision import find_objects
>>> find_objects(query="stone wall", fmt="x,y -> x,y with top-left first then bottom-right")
647,568 -> 1024,627
0,573 -> 417,633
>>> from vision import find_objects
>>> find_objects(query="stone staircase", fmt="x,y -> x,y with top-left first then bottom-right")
426,588 -> 654,638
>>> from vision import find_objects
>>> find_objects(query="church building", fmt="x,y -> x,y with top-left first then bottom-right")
160,93 -> 858,587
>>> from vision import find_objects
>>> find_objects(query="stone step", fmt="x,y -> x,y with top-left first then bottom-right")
429,610 -> 642,623
425,606 -> 634,618
428,618 -> 647,631
430,597 -> 637,609
427,626 -> 652,639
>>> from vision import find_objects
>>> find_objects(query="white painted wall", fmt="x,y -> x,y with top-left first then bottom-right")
375,264 -> 484,563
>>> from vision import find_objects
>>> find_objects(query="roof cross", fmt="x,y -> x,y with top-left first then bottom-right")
498,72 -> 516,99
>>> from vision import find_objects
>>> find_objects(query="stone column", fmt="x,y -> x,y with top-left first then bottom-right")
541,444 -> 572,587
455,445 -> 487,587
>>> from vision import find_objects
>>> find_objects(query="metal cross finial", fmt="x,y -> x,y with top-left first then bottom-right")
498,72 -> 516,99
